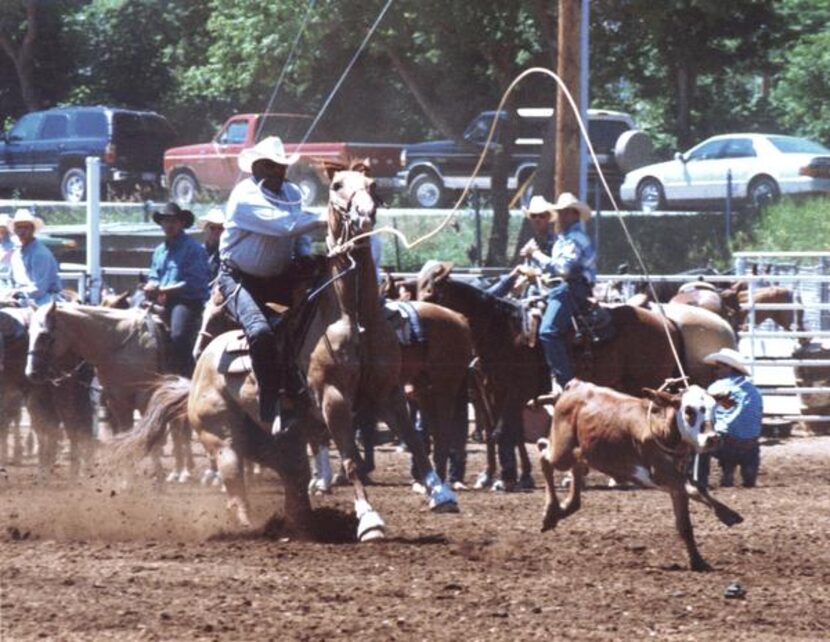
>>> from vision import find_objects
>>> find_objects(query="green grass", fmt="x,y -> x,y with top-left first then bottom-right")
732,196 -> 830,252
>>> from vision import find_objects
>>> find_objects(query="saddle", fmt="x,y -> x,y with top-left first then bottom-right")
521,298 -> 616,348
383,300 -> 427,346
218,331 -> 253,375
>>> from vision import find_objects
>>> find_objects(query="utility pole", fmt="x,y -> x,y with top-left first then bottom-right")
555,0 -> 581,197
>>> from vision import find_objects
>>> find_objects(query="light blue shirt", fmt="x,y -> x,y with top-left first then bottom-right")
0,235 -> 16,287
148,231 -> 210,303
9,238 -> 62,305
545,223 -> 596,285
220,178 -> 323,277
707,374 -> 763,440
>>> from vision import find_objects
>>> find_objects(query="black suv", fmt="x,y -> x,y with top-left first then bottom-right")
0,106 -> 175,202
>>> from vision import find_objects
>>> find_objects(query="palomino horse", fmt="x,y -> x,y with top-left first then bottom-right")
1,307 -> 95,476
117,165 -> 458,540
418,262 -> 692,487
196,290 -> 474,487
25,303 -> 193,480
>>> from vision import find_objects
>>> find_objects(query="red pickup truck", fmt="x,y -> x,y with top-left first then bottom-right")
163,113 -> 401,205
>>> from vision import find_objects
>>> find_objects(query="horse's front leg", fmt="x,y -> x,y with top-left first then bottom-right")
321,385 -> 385,541
380,386 -> 459,513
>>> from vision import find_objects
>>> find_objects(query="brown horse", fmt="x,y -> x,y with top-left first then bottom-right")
115,166 -> 458,540
720,282 -> 805,334
417,262 -> 688,487
2,307 -> 95,476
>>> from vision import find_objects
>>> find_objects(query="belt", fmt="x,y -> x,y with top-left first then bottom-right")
723,435 -> 759,450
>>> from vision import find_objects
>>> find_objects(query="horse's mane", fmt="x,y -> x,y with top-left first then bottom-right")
442,278 -> 523,332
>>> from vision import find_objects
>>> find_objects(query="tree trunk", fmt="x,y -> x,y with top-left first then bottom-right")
0,1 -> 39,111
485,106 -> 517,267
384,46 -> 456,139
676,64 -> 692,149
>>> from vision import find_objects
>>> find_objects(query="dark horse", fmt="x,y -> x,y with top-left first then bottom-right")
417,262 -> 684,487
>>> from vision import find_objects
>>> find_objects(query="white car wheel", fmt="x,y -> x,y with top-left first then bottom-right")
748,176 -> 779,209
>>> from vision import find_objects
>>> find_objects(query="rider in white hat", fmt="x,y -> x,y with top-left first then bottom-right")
694,347 -> 763,489
7,208 -> 62,305
199,207 -> 225,281
217,136 -> 324,431
537,192 -> 596,396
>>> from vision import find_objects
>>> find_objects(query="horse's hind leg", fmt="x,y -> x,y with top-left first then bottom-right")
170,419 -> 194,483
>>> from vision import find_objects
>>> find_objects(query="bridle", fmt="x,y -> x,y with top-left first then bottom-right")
326,177 -> 382,255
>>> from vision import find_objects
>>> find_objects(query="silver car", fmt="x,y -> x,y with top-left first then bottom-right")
620,133 -> 830,211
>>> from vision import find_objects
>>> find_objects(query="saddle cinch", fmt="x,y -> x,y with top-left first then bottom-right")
522,298 -> 617,349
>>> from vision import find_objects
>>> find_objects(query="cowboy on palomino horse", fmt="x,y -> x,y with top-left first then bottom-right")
144,202 -> 211,377
532,192 -> 596,397
216,136 -> 325,434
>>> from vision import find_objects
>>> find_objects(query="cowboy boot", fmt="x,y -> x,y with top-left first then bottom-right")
248,333 -> 279,424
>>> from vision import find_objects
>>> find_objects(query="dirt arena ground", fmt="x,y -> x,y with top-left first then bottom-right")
2,431 -> 829,641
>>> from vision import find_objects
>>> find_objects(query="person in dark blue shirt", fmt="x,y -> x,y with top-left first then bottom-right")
145,202 -> 210,376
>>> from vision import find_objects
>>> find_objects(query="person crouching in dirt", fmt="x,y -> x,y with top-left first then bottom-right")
216,136 -> 325,434
693,348 -> 764,489
144,202 -> 211,377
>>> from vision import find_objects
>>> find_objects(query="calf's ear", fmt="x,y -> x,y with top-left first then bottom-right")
642,387 -> 680,408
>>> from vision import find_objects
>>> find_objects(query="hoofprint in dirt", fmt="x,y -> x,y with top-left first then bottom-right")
1,437 -> 829,641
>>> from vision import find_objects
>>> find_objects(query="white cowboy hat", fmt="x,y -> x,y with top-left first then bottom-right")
11,208 -> 44,231
703,347 -> 750,376
199,207 -> 226,228
0,214 -> 9,229
523,195 -> 556,217
238,136 -> 299,173
552,192 -> 592,221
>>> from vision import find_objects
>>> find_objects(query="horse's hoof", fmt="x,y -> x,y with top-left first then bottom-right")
165,471 -> 178,483
411,481 -> 427,495
357,509 -> 386,542
451,481 -> 468,492
518,474 -> 535,490
429,484 -> 460,513
473,471 -> 492,490
177,470 -> 192,484
200,470 -> 214,486
491,480 -> 515,493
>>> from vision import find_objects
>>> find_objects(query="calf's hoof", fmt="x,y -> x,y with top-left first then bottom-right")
690,558 -> 713,573
716,506 -> 744,528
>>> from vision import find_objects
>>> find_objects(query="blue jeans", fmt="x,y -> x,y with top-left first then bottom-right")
693,437 -> 760,489
538,279 -> 591,386
166,298 -> 203,377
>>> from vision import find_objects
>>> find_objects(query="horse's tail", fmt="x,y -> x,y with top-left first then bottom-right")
109,375 -> 190,460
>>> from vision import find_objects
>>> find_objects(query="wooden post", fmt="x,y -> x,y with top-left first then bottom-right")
555,0 -> 581,197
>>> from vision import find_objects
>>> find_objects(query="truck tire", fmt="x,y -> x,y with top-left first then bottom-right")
61,167 -> 86,202
170,172 -> 199,205
408,173 -> 446,208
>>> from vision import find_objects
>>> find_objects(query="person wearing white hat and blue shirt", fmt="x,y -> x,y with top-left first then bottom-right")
537,192 -> 596,396
7,208 -> 62,306
694,347 -> 763,489
0,214 -> 18,289
199,207 -> 225,282
217,136 -> 325,431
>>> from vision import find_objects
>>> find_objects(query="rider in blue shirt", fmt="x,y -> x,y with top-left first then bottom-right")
537,192 -> 596,394
145,202 -> 210,376
7,209 -> 62,306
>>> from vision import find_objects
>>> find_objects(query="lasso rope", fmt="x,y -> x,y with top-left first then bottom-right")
340,66 -> 688,384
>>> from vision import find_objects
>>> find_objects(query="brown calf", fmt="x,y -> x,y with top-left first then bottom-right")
537,380 -> 743,572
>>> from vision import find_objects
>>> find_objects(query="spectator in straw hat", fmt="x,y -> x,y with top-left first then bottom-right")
7,208 -> 62,305
199,207 -> 225,281
217,135 -> 325,431
145,202 -> 210,376
538,192 -> 596,395
0,214 -> 18,288
694,347 -> 763,489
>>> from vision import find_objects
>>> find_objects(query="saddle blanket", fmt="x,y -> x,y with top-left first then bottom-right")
219,332 -> 252,375
384,300 -> 426,346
